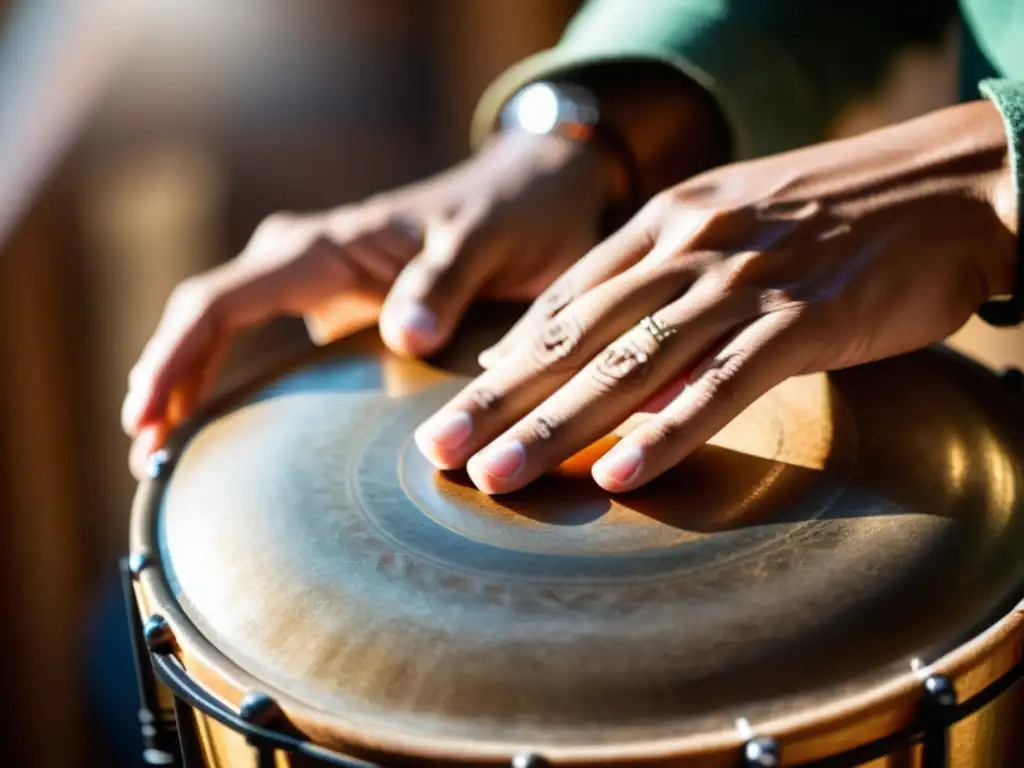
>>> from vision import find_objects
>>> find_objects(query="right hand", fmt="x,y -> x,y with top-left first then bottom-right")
121,131 -> 616,478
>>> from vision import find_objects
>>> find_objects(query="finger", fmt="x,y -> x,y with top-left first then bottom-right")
463,286 -> 761,495
591,306 -> 815,492
129,422 -> 168,480
415,259 -> 690,470
379,208 -> 505,357
194,335 -> 231,406
122,233 -> 358,435
369,217 -> 426,264
121,287 -> 222,436
477,211 -> 657,368
125,334 -> 228,477
634,333 -> 731,414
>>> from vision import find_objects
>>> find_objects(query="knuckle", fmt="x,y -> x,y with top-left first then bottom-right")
695,205 -> 754,249
695,355 -> 745,408
540,276 -> 575,315
253,212 -> 297,240
703,250 -> 768,295
467,386 -> 503,413
529,314 -> 585,368
641,190 -> 676,222
527,414 -> 561,442
167,277 -> 216,320
758,286 -> 796,313
590,340 -> 654,392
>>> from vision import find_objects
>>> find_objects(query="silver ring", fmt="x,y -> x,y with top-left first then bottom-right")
638,315 -> 676,344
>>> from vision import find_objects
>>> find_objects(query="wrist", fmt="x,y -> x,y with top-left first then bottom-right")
472,128 -> 618,226
495,80 -> 635,226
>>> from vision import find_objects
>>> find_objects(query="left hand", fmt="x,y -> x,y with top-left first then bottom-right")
414,100 -> 1018,495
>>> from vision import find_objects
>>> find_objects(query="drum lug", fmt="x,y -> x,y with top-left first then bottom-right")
743,735 -> 780,767
512,753 -> 551,768
239,692 -> 284,768
920,673 -> 956,768
120,558 -> 183,767
239,691 -> 282,728
128,550 -> 155,578
147,448 -> 174,479
143,614 -> 176,655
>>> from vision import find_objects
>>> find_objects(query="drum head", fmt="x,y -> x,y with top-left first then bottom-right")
133,307 -> 1024,765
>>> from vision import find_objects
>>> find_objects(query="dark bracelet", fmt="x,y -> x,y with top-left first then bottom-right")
978,296 -> 1024,326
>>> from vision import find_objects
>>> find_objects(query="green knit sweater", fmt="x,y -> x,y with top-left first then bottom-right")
472,0 -> 1024,323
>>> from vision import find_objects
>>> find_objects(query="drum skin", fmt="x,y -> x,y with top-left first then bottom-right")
130,307 -> 1024,767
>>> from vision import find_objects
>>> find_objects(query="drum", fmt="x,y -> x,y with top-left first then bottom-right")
124,306 -> 1024,768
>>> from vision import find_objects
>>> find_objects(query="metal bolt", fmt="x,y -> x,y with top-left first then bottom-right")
143,614 -> 174,654
128,551 -> 154,578
511,753 -> 551,768
924,674 -> 956,708
744,736 -> 780,767
147,449 -> 172,480
239,691 -> 280,728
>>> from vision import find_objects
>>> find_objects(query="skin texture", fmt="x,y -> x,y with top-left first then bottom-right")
120,132 -> 613,477
414,100 -> 1018,495
121,70 -> 726,478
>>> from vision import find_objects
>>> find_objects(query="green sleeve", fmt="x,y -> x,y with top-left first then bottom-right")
978,79 -> 1024,325
471,0 -> 954,161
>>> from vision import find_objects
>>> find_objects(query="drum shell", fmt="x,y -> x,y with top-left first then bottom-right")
147,675 -> 1024,768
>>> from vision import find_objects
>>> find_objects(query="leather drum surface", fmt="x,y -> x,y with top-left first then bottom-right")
146,308 -> 1024,762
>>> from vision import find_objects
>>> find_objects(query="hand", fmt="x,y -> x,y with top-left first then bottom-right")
415,101 -> 1017,495
121,131 -> 613,477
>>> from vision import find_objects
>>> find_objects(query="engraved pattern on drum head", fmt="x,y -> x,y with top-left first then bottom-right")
346,385 -> 857,615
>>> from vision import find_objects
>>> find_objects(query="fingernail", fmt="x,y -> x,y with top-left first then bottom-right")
593,442 -> 644,488
476,440 -> 525,480
426,410 -> 473,451
395,302 -> 436,340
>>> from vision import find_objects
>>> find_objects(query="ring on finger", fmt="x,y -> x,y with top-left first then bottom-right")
638,314 -> 677,344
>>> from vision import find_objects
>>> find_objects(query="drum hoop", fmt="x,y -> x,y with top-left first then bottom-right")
128,339 -> 1024,766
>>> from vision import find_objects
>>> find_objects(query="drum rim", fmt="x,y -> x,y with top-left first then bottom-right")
129,337 -> 1024,765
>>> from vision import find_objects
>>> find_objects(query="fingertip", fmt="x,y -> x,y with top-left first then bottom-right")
477,348 -> 500,369
412,425 -> 464,471
591,441 -> 645,493
380,302 -> 443,357
128,423 -> 167,480
466,441 -> 525,496
465,461 -> 505,496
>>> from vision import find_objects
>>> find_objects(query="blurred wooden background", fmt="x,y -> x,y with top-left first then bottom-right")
1,2 -> 1023,767
0,2 -> 579,765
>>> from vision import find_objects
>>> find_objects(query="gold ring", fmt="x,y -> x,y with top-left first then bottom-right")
638,315 -> 676,344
